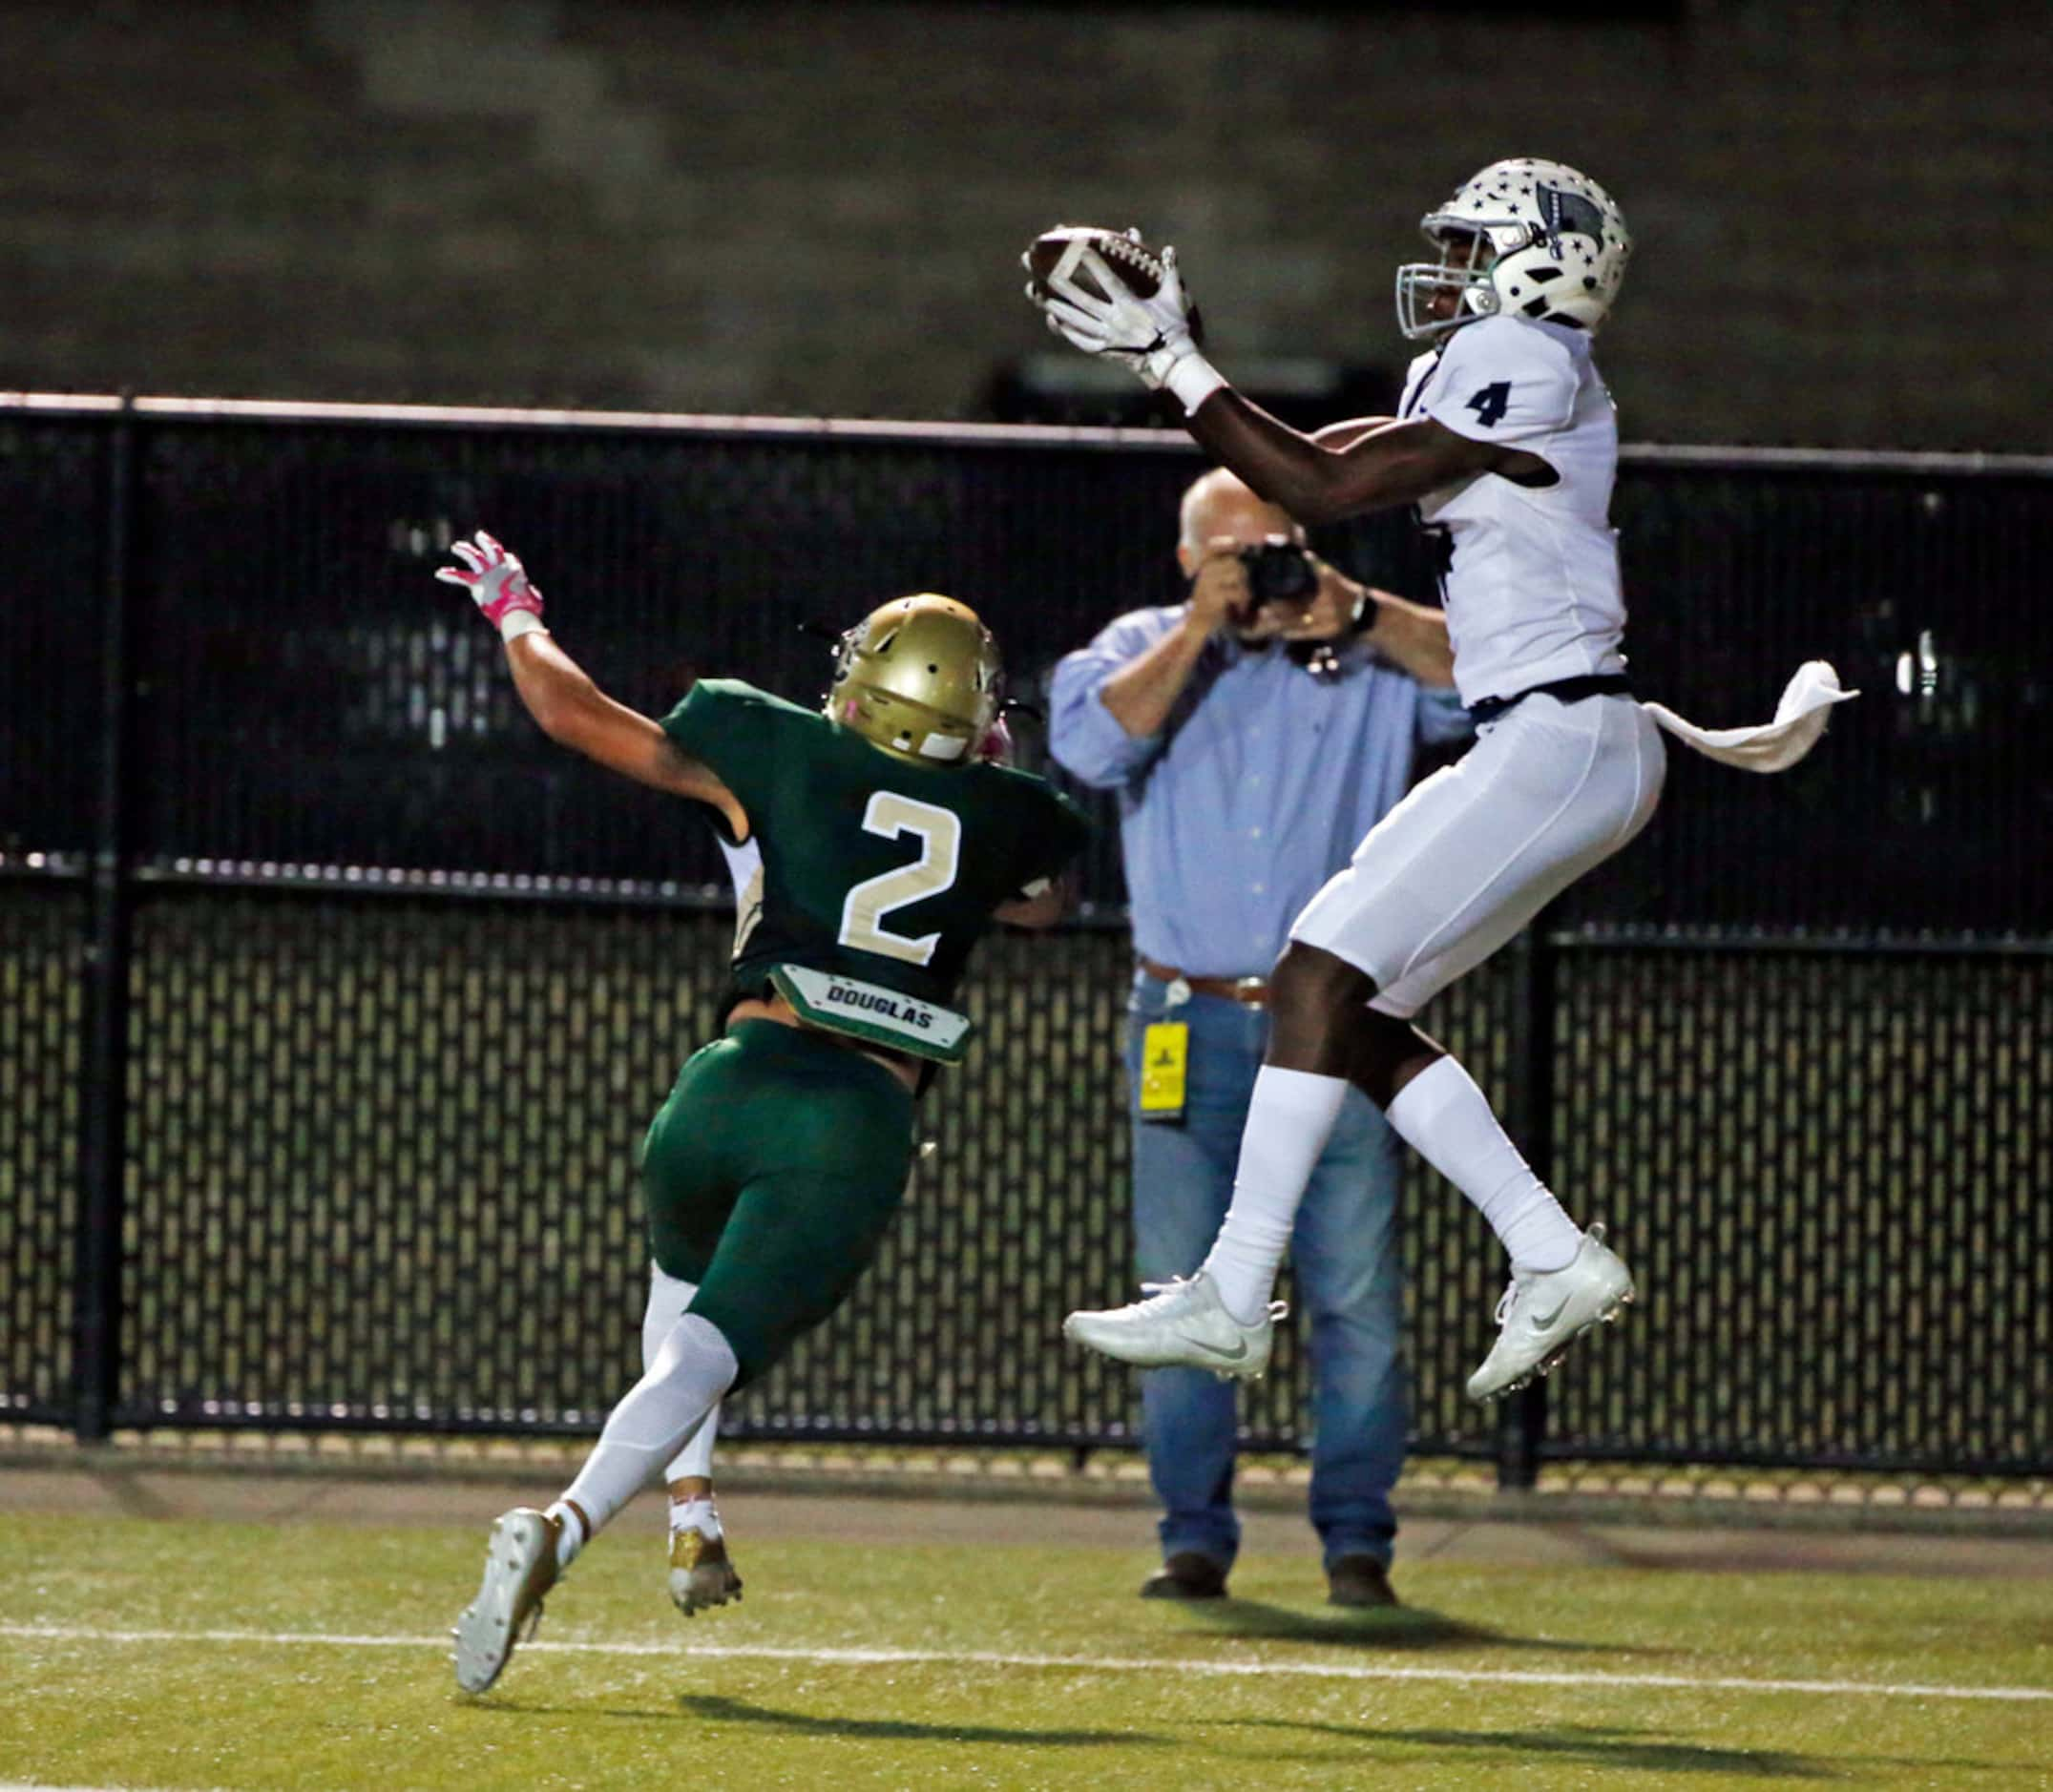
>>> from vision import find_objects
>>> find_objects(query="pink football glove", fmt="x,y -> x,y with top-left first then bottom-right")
435,530 -> 545,636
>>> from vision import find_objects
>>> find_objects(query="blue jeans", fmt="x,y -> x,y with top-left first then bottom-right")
1127,969 -> 1407,1573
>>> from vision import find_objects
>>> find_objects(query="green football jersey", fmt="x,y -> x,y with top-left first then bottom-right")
662,679 -> 1090,1048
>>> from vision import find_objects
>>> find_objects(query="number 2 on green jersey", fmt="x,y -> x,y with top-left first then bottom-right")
838,792 -> 963,966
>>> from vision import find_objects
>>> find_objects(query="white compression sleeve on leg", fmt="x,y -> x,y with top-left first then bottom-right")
1385,1056 -> 1581,1273
642,1265 -> 721,1483
1202,1066 -> 1350,1323
554,1313 -> 739,1560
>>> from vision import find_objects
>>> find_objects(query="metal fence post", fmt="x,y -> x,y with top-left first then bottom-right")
73,396 -> 138,1442
1496,924 -> 1558,1490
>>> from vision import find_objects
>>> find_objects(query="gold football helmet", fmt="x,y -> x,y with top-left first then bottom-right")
827,594 -> 1003,764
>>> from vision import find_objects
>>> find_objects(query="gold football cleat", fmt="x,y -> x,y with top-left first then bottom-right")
668,1525 -> 744,1617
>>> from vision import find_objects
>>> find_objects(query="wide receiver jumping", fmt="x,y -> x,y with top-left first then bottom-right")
436,532 -> 1087,1694
1031,158 -> 1850,1399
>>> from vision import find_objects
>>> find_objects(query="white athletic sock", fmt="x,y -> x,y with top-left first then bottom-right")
1203,1066 -> 1350,1323
669,1495 -> 722,1539
551,1313 -> 740,1565
1385,1056 -> 1581,1274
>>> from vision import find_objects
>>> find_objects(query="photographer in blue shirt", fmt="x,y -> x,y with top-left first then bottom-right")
1051,465 -> 1466,1606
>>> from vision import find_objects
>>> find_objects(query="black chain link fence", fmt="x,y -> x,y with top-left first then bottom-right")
3,398 -> 2049,1481
0,879 -> 81,1424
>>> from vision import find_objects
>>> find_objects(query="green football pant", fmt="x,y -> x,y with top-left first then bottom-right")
640,1019 -> 917,1388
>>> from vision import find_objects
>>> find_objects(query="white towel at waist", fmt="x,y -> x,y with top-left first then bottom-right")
1641,659 -> 1858,773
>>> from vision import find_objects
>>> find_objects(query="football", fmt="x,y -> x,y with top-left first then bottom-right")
1024,224 -> 1205,344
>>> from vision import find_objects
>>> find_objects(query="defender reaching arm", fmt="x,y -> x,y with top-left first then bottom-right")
436,531 -> 748,840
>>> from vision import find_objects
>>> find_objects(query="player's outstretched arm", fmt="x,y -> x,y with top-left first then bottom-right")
1032,241 -> 1549,523
1184,397 -> 1530,526
503,630 -> 743,811
436,531 -> 749,837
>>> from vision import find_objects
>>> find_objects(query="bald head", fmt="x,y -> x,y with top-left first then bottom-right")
1177,469 -> 1303,573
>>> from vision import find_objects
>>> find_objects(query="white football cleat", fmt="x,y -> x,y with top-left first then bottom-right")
452,1507 -> 562,1695
1063,1272 -> 1285,1380
1466,1224 -> 1635,1402
668,1525 -> 744,1617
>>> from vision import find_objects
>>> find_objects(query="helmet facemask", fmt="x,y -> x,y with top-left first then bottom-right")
1394,223 -> 1504,343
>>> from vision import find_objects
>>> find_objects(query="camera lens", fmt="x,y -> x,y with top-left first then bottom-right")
1241,541 -> 1317,606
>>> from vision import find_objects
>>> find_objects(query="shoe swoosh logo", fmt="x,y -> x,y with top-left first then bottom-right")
1527,1300 -> 1569,1331
1190,1336 -> 1250,1363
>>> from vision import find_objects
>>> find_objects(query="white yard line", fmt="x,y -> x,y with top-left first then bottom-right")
2,1623 -> 2047,1704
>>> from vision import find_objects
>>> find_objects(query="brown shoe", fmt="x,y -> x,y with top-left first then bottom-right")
1141,1552 -> 1228,1600
1327,1554 -> 1398,1608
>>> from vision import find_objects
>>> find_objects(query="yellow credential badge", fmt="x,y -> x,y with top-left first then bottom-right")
1139,1021 -> 1190,1123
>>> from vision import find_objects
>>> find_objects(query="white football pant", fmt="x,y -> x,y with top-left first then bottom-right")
1292,693 -> 1665,1013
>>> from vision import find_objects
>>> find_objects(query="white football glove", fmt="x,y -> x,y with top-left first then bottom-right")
1029,241 -> 1223,413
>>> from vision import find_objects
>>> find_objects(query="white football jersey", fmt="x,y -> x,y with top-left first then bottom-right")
1398,316 -> 1626,708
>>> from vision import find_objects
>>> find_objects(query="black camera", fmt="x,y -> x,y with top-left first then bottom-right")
1239,537 -> 1318,610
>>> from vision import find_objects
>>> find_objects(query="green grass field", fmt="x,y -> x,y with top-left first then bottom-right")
3,1489 -> 2050,1790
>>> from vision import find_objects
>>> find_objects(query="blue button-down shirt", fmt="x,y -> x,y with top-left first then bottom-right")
1050,608 -> 1472,979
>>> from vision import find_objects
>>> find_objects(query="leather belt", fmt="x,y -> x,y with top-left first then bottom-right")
1467,673 -> 1634,725
1137,955 -> 1269,1007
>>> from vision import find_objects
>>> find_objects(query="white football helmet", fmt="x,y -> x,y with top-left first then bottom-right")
1395,158 -> 1631,343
